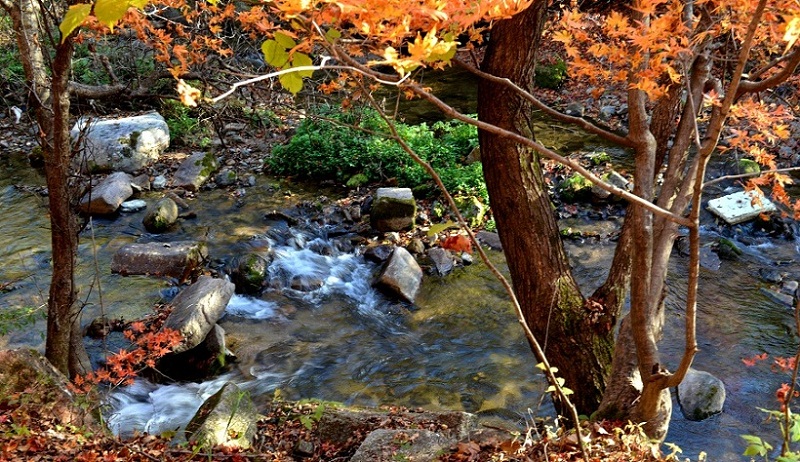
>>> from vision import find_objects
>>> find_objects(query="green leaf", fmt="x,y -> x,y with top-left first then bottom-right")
324,28 -> 341,43
59,3 -> 91,42
262,40 -> 289,68
292,53 -> 314,78
274,31 -> 296,49
129,0 -> 150,8
95,0 -> 130,29
427,220 -> 459,237
279,72 -> 303,95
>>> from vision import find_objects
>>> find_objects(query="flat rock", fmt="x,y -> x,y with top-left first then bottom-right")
120,199 -> 147,213
761,288 -> 795,307
78,172 -> 133,215
475,231 -> 502,250
162,276 -> 234,353
375,247 -> 422,303
707,190 -> 777,225
111,241 -> 207,280
428,247 -> 455,276
174,152 -> 219,191
71,112 -> 169,173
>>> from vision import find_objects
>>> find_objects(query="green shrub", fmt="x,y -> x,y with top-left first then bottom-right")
267,106 -> 485,200
534,59 -> 568,89
162,99 -> 211,147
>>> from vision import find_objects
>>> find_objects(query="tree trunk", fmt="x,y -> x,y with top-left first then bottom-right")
4,0 -> 89,377
478,2 -> 615,415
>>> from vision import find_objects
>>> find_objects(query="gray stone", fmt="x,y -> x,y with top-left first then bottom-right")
370,187 -> 416,232
592,170 -> 631,199
152,174 -> 167,190
465,146 -> 481,164
677,368 -> 725,421
185,382 -> 257,450
758,268 -> 784,284
78,172 -> 133,215
120,199 -> 147,213
708,190 -> 777,225
475,231 -> 502,250
214,168 -> 238,186
428,247 -> 455,276
375,247 -> 422,303
111,241 -> 207,280
71,112 -> 169,173
174,152 -> 219,191
350,429 -> 450,462
461,252 -> 474,265
363,244 -> 395,264
318,408 -> 476,446
131,173 -> 151,192
761,288 -> 795,307
782,280 -> 799,296
143,197 -> 179,233
163,276 -> 234,353
406,238 -> 425,255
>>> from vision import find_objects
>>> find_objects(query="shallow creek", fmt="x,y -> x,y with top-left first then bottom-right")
1,144 -> 799,460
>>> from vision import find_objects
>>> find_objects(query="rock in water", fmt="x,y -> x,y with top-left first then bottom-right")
174,152 -> 219,191
375,247 -> 422,303
677,368 -> 725,421
78,172 -> 133,215
143,197 -> 179,233
162,276 -> 235,353
71,112 -> 169,173
111,241 -> 207,281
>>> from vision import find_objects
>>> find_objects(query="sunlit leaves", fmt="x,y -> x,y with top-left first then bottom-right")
783,16 -> 800,53
59,4 -> 92,42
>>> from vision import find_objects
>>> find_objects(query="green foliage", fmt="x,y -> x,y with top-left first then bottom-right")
534,59 -> 568,89
267,106 -> 485,200
162,99 -> 211,147
262,32 -> 315,95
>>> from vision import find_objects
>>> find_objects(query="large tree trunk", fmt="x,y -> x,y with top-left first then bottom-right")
3,0 -> 89,377
478,2 -> 615,415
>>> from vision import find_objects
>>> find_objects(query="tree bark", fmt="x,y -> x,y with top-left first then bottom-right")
478,2 -> 615,415
5,0 -> 89,377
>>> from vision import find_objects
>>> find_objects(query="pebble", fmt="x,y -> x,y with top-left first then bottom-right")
152,175 -> 167,190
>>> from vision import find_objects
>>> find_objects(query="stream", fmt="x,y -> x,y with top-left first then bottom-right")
2,128 -> 799,461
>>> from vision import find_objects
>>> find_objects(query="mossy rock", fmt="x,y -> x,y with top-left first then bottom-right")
737,158 -> 761,175
230,253 -> 272,294
557,173 -> 593,203
370,187 -> 417,232
143,197 -> 179,233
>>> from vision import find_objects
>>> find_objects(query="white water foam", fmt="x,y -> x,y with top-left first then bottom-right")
225,294 -> 280,319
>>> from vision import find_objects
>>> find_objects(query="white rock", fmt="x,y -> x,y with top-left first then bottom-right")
120,199 -> 147,213
707,190 -> 776,225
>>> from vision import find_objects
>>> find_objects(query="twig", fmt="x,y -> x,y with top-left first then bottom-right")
703,167 -> 800,189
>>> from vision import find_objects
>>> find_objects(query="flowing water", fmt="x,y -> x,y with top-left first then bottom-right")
2,139 -> 799,460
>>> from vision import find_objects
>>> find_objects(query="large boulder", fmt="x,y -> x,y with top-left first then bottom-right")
71,112 -> 169,173
78,172 -> 133,215
350,429 -> 450,462
143,197 -> 179,233
111,241 -> 207,281
185,382 -> 258,450
162,276 -> 234,353
0,349 -> 99,430
174,152 -> 219,191
677,368 -> 726,421
375,247 -> 422,303
370,187 -> 416,232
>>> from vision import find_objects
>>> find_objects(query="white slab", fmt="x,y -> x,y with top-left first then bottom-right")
707,190 -> 776,225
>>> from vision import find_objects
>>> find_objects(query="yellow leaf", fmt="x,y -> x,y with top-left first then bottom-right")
59,3 -> 91,42
783,16 -> 800,54
95,0 -> 131,30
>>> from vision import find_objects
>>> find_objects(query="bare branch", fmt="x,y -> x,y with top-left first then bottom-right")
703,167 -> 800,189
454,58 -> 634,148
737,47 -> 800,98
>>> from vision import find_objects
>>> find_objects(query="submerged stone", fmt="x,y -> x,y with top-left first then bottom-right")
143,197 -> 179,233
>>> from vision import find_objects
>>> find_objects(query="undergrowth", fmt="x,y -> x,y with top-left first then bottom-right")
266,105 -> 486,201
